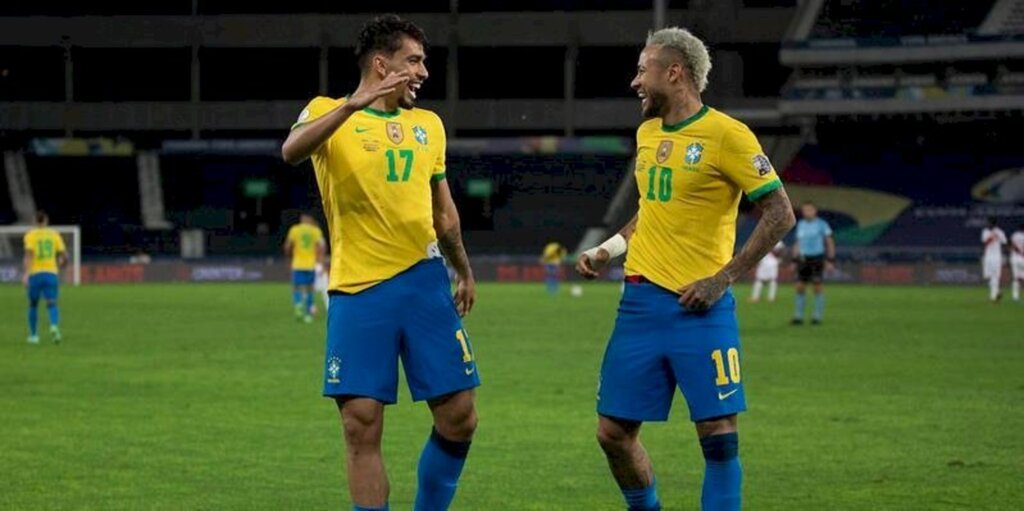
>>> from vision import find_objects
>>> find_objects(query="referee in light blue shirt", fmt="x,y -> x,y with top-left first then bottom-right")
792,202 -> 835,325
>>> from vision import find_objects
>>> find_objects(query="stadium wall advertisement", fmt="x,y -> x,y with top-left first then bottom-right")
0,261 -> 1010,286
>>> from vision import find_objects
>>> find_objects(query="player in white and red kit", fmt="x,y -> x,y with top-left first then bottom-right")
981,217 -> 1007,302
1010,224 -> 1024,302
749,241 -> 785,303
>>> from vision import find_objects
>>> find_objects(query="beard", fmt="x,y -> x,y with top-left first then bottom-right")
398,89 -> 416,109
643,90 -> 669,119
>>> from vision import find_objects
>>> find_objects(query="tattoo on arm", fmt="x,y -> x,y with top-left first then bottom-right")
437,223 -> 472,278
720,187 -> 796,283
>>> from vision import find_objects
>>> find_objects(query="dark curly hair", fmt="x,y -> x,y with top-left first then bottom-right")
355,14 -> 428,72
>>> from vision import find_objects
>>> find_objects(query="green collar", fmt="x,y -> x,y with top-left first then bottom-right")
362,106 -> 401,119
661,105 -> 709,133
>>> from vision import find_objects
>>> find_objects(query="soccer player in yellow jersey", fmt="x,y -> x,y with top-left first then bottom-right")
281,15 -> 477,511
283,213 -> 325,323
22,211 -> 67,344
576,28 -> 795,511
540,241 -> 568,294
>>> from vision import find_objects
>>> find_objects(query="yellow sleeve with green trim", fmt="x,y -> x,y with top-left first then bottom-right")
719,123 -> 782,201
431,113 -> 447,182
291,96 -> 340,131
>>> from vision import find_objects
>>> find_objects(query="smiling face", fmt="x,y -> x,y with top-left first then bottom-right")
376,35 -> 428,109
630,45 -> 687,119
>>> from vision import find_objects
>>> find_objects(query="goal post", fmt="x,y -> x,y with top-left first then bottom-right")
0,225 -> 82,286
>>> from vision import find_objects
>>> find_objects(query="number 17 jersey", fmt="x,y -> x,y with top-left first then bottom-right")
294,97 -> 447,294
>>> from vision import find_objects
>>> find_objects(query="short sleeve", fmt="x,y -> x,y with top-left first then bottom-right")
23,232 -> 33,250
315,227 -> 325,243
981,229 -> 989,243
55,233 -> 67,252
286,226 -> 297,243
291,96 -> 339,131
431,114 -> 448,182
719,123 -> 781,201
822,221 -> 833,237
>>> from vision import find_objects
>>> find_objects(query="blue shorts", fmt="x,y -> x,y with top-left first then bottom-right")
597,282 -> 746,422
292,270 -> 315,286
322,258 -> 480,404
27,273 -> 59,303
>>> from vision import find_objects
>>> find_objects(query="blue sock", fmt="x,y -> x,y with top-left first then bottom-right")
28,303 -> 39,336
292,291 -> 301,306
700,433 -> 742,511
813,293 -> 825,321
353,505 -> 389,511
794,292 -> 806,320
620,477 -> 661,511
47,302 -> 59,327
304,291 -> 314,313
415,428 -> 471,511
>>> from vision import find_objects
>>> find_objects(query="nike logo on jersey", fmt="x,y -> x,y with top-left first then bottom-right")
718,389 -> 739,400
465,367 -> 476,376
355,127 -> 371,133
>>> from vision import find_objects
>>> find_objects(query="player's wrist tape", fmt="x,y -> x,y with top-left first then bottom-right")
584,233 -> 627,260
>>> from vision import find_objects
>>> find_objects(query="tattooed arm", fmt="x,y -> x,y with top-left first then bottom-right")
679,187 -> 796,310
431,177 -> 475,316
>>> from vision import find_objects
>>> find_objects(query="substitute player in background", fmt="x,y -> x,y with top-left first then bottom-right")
749,241 -> 785,303
22,211 -> 66,344
792,202 -> 834,325
540,241 -> 568,294
281,15 -> 478,511
981,217 -> 1007,302
1011,224 -> 1024,301
577,27 -> 794,511
284,213 -> 325,323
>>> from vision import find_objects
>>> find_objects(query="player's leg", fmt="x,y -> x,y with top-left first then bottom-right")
749,279 -> 762,302
596,282 -> 677,510
43,274 -> 61,342
1013,261 -> 1022,301
322,283 -> 402,510
303,283 -> 315,322
670,290 -> 745,511
415,389 -> 478,511
767,278 -> 778,302
545,264 -> 558,294
989,261 -> 1002,302
695,415 -> 741,511
597,416 -> 661,511
792,278 -> 807,324
26,275 -> 41,343
811,282 -> 825,324
337,397 -> 390,510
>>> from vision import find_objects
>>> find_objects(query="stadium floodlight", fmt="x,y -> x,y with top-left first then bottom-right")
0,225 -> 81,286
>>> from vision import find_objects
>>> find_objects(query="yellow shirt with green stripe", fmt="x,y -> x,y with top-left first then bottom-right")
23,228 -> 67,275
286,223 -> 324,271
625,105 -> 783,292
293,96 -> 446,293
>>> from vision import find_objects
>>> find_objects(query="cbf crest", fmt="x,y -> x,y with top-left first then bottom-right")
685,142 -> 704,165
656,140 -> 673,164
326,356 -> 342,384
413,125 -> 428,145
386,122 -> 404,144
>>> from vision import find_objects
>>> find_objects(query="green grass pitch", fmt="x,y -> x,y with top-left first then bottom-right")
1,282 -> 1022,510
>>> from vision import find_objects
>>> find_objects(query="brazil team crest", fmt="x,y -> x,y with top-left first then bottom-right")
386,122 -> 404,144
413,125 -> 428,145
685,142 -> 704,165
326,356 -> 342,384
656,140 -> 673,164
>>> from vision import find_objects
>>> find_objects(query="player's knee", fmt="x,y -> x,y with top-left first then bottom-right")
695,415 -> 737,438
596,418 -> 638,452
436,405 -> 477,442
699,432 -> 739,462
339,402 -> 383,448
46,300 -> 57,307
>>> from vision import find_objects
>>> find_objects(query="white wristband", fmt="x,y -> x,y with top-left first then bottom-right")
584,233 -> 627,260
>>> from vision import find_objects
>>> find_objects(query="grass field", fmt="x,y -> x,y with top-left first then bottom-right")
1,282 -> 1022,510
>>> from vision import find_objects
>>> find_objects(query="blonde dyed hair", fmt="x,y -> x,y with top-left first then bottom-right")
646,27 -> 712,93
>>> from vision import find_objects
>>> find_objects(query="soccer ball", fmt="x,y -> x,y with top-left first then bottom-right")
570,285 -> 583,297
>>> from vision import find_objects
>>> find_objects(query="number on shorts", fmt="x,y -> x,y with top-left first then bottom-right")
711,348 -> 740,385
455,328 -> 473,363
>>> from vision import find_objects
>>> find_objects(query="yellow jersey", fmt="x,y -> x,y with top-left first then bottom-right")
286,223 -> 324,271
541,242 -> 566,264
293,96 -> 446,293
625,105 -> 782,292
23,228 -> 67,275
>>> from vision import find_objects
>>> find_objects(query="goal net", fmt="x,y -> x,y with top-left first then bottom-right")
0,225 -> 82,286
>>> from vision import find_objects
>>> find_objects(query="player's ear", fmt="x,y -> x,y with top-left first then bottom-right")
371,54 -> 387,78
